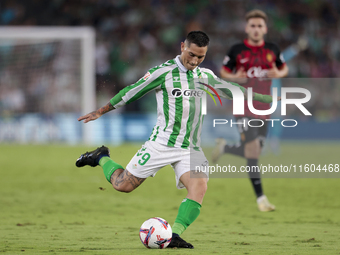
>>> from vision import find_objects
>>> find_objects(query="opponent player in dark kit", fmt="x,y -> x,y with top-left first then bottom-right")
212,9 -> 289,212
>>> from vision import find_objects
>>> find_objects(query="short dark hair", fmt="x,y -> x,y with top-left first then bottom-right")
186,31 -> 210,47
245,9 -> 268,22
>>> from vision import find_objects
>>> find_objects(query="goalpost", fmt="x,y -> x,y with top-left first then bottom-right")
0,27 -> 95,144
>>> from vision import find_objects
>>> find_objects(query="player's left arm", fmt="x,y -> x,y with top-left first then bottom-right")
227,81 -> 280,103
204,71 -> 278,103
266,45 -> 289,78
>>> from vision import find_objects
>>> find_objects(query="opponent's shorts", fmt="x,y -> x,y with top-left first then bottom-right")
126,140 -> 209,189
235,116 -> 268,147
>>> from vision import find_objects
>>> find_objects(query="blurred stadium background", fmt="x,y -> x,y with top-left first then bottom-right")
0,0 -> 340,146
1,1 -> 340,254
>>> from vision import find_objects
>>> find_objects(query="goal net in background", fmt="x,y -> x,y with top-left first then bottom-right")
0,27 -> 95,144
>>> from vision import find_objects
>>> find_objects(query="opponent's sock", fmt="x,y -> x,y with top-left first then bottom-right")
172,198 -> 201,236
224,143 -> 245,157
99,157 -> 124,183
247,158 -> 263,198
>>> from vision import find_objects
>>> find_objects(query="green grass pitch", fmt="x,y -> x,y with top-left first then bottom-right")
1,143 -> 340,254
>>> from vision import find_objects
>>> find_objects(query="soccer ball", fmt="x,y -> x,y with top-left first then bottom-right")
139,217 -> 172,249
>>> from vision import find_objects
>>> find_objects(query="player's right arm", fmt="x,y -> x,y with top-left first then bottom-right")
78,66 -> 169,123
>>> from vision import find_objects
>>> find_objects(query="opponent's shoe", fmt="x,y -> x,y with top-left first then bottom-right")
211,138 -> 227,164
167,235 -> 194,249
257,195 -> 275,212
75,146 -> 110,167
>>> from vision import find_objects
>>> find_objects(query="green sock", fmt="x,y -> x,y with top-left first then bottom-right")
99,157 -> 124,183
172,198 -> 202,236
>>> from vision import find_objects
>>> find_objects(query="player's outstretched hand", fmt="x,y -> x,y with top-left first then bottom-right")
78,111 -> 101,123
78,103 -> 114,123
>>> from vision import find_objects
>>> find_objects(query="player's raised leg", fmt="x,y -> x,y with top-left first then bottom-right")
76,146 -> 145,192
211,138 -> 245,163
245,138 -> 275,212
168,170 -> 208,249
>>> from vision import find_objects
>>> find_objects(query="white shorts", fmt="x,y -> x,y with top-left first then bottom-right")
126,140 -> 209,189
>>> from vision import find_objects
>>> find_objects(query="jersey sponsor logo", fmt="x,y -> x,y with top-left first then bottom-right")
142,71 -> 151,80
223,55 -> 230,65
239,58 -> 249,64
182,89 -> 204,97
171,82 -> 223,107
171,88 -> 204,98
247,66 -> 268,78
171,88 -> 182,97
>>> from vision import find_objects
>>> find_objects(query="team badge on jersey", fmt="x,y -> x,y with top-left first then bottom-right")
266,53 -> 273,63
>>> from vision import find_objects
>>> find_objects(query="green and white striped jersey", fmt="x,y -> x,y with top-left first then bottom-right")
110,55 -> 245,150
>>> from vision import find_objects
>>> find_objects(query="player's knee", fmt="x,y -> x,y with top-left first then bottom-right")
248,150 -> 260,159
245,139 -> 261,158
121,188 -> 133,193
113,185 -> 134,193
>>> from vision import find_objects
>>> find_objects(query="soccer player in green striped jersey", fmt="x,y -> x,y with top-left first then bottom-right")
76,31 -> 274,249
